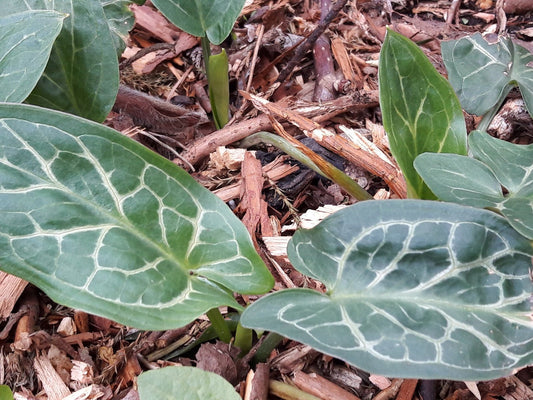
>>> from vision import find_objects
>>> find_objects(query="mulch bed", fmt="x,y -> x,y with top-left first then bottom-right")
1,0 -> 532,399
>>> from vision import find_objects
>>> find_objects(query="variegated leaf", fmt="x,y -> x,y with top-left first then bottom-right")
241,200 -> 533,380
0,103 -> 273,330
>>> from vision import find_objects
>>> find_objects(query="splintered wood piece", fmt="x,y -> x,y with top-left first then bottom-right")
331,37 -> 359,87
244,363 -> 270,400
34,353 -> 71,400
130,5 -> 183,43
0,271 -> 28,318
292,370 -> 362,400
240,152 -> 273,242
213,156 -> 299,202
241,91 -> 407,198
396,379 -> 419,400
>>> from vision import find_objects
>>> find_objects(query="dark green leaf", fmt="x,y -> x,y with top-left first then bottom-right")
151,0 -> 246,45
442,33 -> 533,117
138,367 -> 241,400
0,10 -> 64,102
379,29 -> 467,199
241,200 -> 533,380
2,0 -> 119,122
0,103 -> 273,330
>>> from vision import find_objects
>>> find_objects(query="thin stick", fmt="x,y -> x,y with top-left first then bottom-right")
276,0 -> 349,84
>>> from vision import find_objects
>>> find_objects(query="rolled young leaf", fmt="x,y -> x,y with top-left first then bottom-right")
0,103 -> 273,330
379,29 -> 467,199
0,10 -> 65,103
241,200 -> 533,380
207,49 -> 230,129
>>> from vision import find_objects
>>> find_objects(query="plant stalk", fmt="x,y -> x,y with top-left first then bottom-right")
253,332 -> 284,364
205,307 -> 232,343
234,322 -> 253,355
476,84 -> 513,132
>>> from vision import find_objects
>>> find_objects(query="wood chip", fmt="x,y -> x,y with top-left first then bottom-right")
34,353 -> 71,400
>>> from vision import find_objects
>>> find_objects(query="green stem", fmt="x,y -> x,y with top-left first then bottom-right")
241,132 -> 373,201
253,332 -> 284,364
205,308 -> 232,343
477,84 -> 513,132
234,322 -> 253,355
201,36 -> 211,65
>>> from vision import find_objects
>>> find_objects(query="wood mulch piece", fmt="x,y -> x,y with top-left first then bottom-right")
1,0 -> 533,399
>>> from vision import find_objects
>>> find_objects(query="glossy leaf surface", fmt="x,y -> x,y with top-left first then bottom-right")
415,131 -> 533,239
442,33 -> 533,117
138,367 -> 241,400
0,104 -> 273,330
241,200 -> 533,380
151,0 -> 245,45
379,30 -> 467,199
0,10 -> 64,103
2,0 -> 119,122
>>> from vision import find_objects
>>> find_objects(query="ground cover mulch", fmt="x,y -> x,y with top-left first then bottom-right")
1,0 -> 532,399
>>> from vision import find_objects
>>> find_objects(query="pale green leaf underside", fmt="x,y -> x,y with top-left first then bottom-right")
442,33 -> 533,117
379,29 -> 467,199
138,367 -> 241,400
0,104 -> 273,330
415,131 -> 533,239
151,0 -> 245,45
0,10 -> 64,103
1,0 -> 119,122
241,200 -> 533,380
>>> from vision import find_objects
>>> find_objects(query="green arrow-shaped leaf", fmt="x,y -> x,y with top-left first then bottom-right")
0,10 -> 65,103
442,33 -> 533,118
138,366 -> 241,400
241,200 -> 533,380
415,131 -> 533,239
379,29 -> 467,199
0,103 -> 273,330
151,0 -> 245,45
1,0 -> 119,122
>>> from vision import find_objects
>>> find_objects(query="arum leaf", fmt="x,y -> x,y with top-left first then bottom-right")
442,33 -> 533,117
469,130 -> 533,197
379,29 -> 467,199
469,131 -> 533,238
415,131 -> 533,239
413,153 -> 504,207
0,10 -> 65,103
151,0 -> 246,45
2,0 -> 119,122
0,103 -> 273,330
100,0 -> 137,56
241,200 -> 533,380
138,367 -> 241,400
